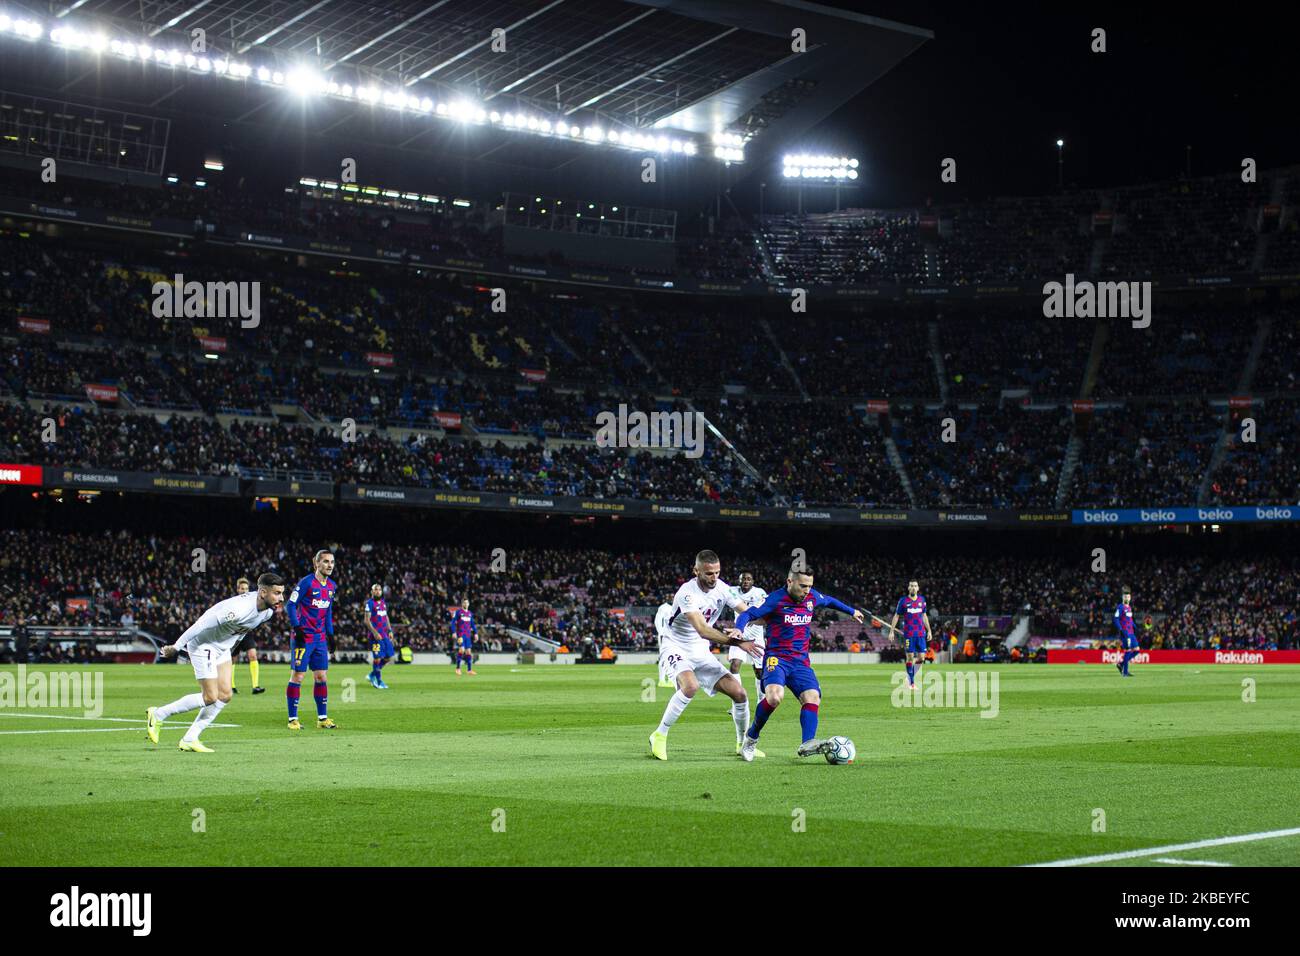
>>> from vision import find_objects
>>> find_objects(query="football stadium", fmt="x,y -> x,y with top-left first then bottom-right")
0,0 -> 1296,924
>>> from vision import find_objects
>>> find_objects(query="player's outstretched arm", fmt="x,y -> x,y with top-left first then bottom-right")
683,610 -> 755,654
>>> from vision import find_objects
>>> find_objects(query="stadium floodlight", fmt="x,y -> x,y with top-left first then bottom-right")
286,68 -> 324,97
11,13 -> 725,163
783,152 -> 859,183
203,159 -> 224,172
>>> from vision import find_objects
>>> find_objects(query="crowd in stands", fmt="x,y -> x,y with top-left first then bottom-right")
938,314 -> 1088,400
1068,403 -> 1222,507
1207,400 -> 1300,505
1091,312 -> 1257,398
1101,177 -> 1256,277
892,404 -> 1068,508
1,532 -> 1294,654
4,162 -> 1300,289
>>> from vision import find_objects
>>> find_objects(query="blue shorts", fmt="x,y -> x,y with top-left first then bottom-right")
459,640 -> 473,653
291,640 -> 330,672
371,637 -> 395,659
905,634 -> 928,654
761,656 -> 820,696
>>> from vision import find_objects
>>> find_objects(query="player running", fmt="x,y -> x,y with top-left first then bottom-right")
146,573 -> 285,752
649,550 -> 761,761
229,576 -> 266,695
890,579 -> 932,690
365,583 -> 396,689
451,597 -> 477,675
1114,586 -> 1139,677
286,549 -> 338,730
726,572 -> 768,742
736,566 -> 865,762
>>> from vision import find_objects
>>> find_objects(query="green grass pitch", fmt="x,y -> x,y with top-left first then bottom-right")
2,663 -> 1299,866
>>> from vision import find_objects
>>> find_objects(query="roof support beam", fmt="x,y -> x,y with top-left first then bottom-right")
486,8 -> 656,102
403,0 -> 569,86
564,27 -> 736,115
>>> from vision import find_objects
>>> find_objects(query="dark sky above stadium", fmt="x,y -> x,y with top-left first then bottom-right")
791,0 -> 1299,208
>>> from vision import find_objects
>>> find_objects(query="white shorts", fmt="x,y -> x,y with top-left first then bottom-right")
659,642 -> 732,696
727,632 -> 766,668
189,645 -> 232,681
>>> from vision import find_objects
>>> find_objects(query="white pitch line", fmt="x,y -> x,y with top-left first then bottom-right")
1027,827 -> 1300,867
1152,858 -> 1234,867
0,712 -> 239,729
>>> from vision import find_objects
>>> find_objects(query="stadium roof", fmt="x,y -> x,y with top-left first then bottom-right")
0,0 -> 930,199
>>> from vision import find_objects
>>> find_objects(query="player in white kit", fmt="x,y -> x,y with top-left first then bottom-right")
726,571 -> 768,744
145,573 -> 286,752
649,550 -> 762,761
654,598 -> 676,687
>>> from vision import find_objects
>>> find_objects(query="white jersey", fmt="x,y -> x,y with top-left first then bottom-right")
731,586 -> 768,639
176,592 -> 274,656
662,577 -> 743,651
654,603 -> 673,642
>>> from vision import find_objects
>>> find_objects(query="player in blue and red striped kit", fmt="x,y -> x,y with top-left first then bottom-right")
1114,586 -> 1139,677
450,598 -> 477,676
733,566 -> 864,761
285,549 -> 338,729
890,579 -> 933,689
365,583 -> 396,689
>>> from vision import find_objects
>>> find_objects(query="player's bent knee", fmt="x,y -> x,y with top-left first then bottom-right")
218,690 -> 232,703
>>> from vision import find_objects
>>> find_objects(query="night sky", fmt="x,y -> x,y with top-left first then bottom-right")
792,1 -> 1300,207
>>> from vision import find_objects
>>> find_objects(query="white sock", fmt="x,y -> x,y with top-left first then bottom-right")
156,693 -> 204,721
732,698 -> 750,744
182,699 -> 226,743
656,690 -> 692,735
754,676 -> 762,702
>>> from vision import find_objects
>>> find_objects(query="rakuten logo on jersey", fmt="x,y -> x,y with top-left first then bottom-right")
1082,511 -> 1119,523
311,599 -> 331,609
1140,509 -> 1176,522
782,611 -> 813,627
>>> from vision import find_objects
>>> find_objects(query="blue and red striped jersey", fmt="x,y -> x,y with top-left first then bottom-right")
1114,602 -> 1135,637
286,573 -> 335,642
895,595 -> 928,640
451,607 -> 476,642
366,597 -> 391,638
735,587 -> 856,665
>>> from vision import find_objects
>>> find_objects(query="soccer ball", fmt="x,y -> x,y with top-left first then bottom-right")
825,735 -> 855,764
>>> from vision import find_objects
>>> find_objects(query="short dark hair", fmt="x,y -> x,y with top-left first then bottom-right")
791,567 -> 814,579
314,548 -> 333,563
257,572 -> 284,589
695,549 -> 720,566
1121,585 -> 1131,595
